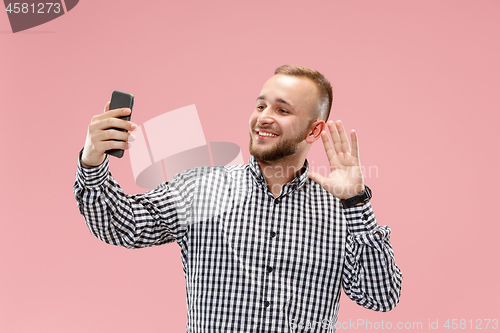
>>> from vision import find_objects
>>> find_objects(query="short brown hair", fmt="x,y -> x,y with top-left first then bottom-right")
274,64 -> 333,121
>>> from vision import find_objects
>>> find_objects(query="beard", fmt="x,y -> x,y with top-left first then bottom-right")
249,127 -> 308,162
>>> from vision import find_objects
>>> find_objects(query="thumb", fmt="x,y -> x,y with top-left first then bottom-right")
308,171 -> 327,187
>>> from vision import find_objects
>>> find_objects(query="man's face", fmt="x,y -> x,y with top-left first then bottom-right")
249,74 -> 319,162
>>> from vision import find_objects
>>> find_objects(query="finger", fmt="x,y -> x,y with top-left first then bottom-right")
104,101 -> 110,112
94,107 -> 133,121
307,171 -> 327,187
350,130 -> 360,159
101,117 -> 136,131
328,120 -> 342,154
335,120 -> 351,153
90,116 -> 137,133
90,132 -> 133,155
320,130 -> 337,161
95,128 -> 133,143
99,139 -> 131,152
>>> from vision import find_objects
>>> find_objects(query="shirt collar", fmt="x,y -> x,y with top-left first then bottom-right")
249,155 -> 310,191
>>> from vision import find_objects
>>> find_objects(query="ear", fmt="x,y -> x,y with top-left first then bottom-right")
305,120 -> 325,144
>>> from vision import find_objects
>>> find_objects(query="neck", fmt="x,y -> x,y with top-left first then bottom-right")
255,154 -> 306,197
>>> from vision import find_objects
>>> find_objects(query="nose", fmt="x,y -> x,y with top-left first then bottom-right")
257,106 -> 274,127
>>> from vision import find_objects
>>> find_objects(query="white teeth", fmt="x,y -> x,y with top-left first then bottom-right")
257,131 -> 277,137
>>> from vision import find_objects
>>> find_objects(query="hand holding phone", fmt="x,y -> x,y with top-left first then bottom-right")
80,91 -> 136,167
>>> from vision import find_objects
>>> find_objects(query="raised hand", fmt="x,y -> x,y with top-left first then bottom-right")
308,120 -> 365,199
81,101 -> 137,167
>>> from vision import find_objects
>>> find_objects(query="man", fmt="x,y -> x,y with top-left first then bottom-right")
74,64 -> 402,332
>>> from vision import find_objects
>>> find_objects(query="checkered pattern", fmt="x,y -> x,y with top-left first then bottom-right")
74,150 -> 402,332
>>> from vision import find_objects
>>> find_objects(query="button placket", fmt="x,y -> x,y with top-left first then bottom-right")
264,194 -> 278,314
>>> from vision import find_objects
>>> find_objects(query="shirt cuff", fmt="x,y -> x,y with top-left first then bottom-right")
343,200 -> 392,249
343,200 -> 379,234
76,148 -> 110,188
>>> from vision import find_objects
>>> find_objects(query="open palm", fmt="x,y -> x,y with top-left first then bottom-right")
308,120 -> 365,199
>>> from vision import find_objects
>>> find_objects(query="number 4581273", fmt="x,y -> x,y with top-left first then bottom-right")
444,319 -> 498,330
5,3 -> 61,14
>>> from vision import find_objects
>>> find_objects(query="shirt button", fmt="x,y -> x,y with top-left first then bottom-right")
362,214 -> 369,221
264,301 -> 270,307
270,231 -> 276,238
274,199 -> 280,204
267,266 -> 274,273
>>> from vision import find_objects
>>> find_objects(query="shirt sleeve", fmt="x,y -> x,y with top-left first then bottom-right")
341,200 -> 403,311
73,149 -> 195,249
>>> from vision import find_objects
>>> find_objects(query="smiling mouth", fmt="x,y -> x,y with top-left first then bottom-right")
255,129 -> 278,138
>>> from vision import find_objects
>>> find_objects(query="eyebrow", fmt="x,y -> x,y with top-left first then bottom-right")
257,95 -> 294,108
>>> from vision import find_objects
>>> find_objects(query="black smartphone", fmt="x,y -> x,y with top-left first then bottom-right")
105,90 -> 134,158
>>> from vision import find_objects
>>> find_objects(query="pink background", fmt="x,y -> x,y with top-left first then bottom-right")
1,1 -> 499,332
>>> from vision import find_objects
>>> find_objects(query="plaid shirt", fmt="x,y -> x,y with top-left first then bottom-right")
74,150 -> 402,333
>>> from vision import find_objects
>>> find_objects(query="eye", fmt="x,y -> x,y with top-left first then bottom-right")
279,109 -> 289,114
256,105 -> 265,111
